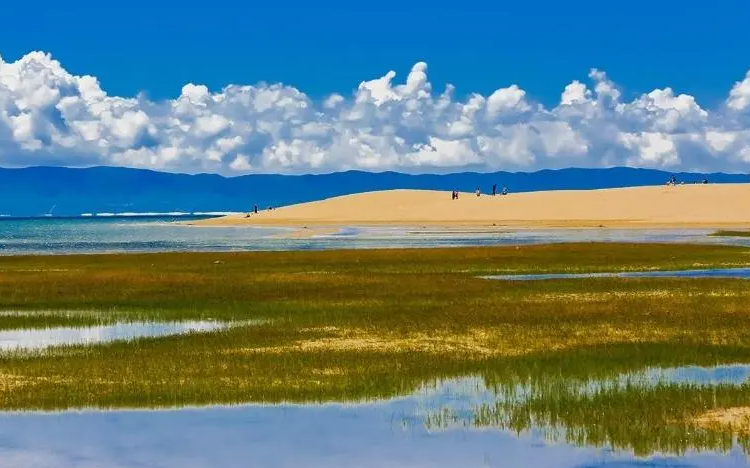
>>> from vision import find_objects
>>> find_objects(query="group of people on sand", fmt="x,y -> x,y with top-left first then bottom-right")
666,175 -> 709,186
491,183 -> 508,196
452,184 -> 507,199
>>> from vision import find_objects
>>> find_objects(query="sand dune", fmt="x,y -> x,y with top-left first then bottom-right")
194,184 -> 750,229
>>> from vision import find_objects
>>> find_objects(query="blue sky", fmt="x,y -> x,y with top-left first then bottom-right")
3,0 -> 748,105
1,0 -> 750,174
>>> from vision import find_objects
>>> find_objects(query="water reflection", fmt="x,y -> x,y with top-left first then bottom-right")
0,321 -> 225,351
413,361 -> 750,459
484,268 -> 750,281
2,363 -> 750,467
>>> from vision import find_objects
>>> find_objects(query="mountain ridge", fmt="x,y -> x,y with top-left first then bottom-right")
0,166 -> 747,217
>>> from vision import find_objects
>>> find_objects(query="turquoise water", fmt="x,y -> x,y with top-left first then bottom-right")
2,216 -> 750,254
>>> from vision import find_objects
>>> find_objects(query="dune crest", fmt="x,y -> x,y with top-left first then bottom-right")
194,185 -> 750,229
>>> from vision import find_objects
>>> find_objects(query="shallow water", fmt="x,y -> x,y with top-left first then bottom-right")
2,364 -> 750,467
2,216 -> 750,254
483,267 -> 750,281
4,407 -> 746,468
0,321 -> 224,351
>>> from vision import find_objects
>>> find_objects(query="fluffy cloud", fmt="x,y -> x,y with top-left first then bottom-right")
1,51 -> 750,174
728,71 -> 750,112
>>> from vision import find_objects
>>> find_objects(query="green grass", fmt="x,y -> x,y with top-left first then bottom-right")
425,343 -> 750,456
471,381 -> 750,456
2,243 -> 750,454
711,229 -> 750,237
0,310 -> 106,330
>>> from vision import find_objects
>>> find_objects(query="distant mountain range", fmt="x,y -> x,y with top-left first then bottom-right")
0,166 -> 748,217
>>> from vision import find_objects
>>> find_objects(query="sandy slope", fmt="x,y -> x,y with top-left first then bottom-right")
193,184 -> 750,229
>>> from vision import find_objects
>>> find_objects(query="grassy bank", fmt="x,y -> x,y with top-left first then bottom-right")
711,229 -> 750,237
2,243 -> 750,453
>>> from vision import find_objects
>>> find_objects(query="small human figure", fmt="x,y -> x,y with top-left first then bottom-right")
476,187 -> 481,197
502,186 -> 508,195
254,204 -> 258,214
492,184 -> 497,196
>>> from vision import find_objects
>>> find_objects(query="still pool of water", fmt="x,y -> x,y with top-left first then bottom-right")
0,320 -> 225,351
2,364 -> 750,467
483,267 -> 750,281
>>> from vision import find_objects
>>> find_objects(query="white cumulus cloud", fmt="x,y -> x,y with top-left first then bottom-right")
1,51 -> 750,174
728,70 -> 750,112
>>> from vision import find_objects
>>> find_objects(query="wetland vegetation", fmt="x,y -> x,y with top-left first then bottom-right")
711,229 -> 750,237
2,243 -> 750,455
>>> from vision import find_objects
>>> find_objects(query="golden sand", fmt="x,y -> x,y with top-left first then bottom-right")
193,184 -> 750,229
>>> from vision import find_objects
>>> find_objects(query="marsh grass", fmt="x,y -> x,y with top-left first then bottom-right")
711,230 -> 750,237
0,309 -> 149,330
419,343 -> 750,455
2,244 -> 750,453
471,382 -> 750,456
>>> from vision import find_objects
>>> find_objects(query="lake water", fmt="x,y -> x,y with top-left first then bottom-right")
0,320 -> 226,352
2,364 -> 749,467
2,216 -> 750,254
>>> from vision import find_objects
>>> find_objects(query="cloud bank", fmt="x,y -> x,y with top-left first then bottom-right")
1,51 -> 750,174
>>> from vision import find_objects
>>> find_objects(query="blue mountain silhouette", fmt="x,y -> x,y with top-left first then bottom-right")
0,166 -> 746,217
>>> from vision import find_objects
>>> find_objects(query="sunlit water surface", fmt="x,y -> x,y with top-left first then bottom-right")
2,216 -> 750,254
0,321 -> 225,351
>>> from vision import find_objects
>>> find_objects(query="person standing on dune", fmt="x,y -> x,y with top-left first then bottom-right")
492,184 -> 497,196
